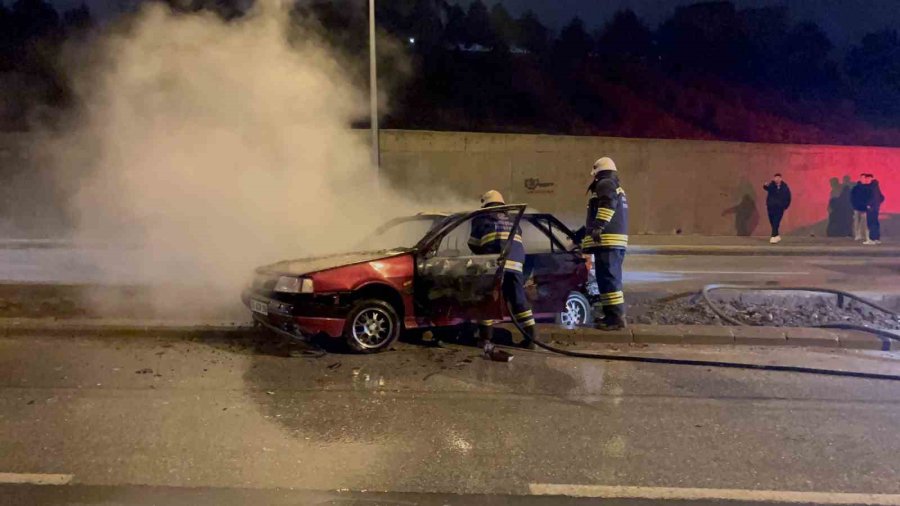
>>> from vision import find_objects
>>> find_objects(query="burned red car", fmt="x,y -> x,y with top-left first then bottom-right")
242,205 -> 589,353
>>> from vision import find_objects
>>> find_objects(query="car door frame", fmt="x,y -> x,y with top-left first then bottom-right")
412,204 -> 528,326
522,213 -> 583,254
519,213 -> 589,315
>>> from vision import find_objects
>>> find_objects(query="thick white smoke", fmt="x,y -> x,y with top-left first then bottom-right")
45,1 -> 454,318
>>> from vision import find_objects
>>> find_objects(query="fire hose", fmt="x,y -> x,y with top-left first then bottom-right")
503,286 -> 900,382
701,284 -> 900,346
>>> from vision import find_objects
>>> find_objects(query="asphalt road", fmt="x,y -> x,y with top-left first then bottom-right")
626,254 -> 900,298
0,483 -> 888,505
2,245 -> 898,292
2,331 -> 900,504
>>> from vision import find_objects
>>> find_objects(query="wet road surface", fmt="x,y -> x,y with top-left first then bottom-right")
626,255 -> 900,297
2,246 -> 898,293
2,483 -> 886,505
3,250 -> 900,321
1,331 -> 900,504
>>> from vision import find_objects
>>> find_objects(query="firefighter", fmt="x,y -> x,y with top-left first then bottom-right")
468,190 -> 537,352
580,157 -> 629,330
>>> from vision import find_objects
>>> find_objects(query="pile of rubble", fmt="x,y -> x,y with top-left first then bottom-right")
630,295 -> 900,330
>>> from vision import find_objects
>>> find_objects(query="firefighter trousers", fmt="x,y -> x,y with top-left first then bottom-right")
593,248 -> 626,322
479,271 -> 535,343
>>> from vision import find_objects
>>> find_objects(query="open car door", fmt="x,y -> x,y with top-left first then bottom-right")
520,214 -> 588,315
414,205 -> 527,327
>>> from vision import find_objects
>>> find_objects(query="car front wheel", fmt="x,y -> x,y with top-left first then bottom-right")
557,291 -> 593,328
344,299 -> 401,353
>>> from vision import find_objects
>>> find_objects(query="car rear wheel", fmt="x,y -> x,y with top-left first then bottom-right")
557,291 -> 593,328
344,299 -> 401,353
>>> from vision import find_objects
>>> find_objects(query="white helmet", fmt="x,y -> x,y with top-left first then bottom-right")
480,190 -> 505,207
591,157 -> 617,177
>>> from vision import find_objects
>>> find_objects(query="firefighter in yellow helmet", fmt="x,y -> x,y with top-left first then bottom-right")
468,190 -> 537,355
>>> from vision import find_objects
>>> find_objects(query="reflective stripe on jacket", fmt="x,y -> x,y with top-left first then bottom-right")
468,211 -> 526,272
582,171 -> 629,251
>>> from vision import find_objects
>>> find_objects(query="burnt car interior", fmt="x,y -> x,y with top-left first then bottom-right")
518,217 -> 587,314
410,206 -> 586,323
414,207 -> 523,323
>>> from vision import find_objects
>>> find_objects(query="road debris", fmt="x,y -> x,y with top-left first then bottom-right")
631,295 -> 900,329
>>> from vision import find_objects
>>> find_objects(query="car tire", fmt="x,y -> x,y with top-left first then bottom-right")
344,299 -> 402,354
556,291 -> 593,328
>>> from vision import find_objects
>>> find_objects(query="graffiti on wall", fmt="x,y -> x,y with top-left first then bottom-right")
524,178 -> 554,194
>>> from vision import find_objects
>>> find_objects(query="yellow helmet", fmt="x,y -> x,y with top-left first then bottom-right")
480,190 -> 505,207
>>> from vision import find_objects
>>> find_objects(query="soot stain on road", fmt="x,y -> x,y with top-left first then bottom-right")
231,333 -> 610,492
237,333 -> 586,440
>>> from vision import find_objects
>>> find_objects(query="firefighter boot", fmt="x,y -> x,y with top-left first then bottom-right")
476,324 -> 493,350
596,318 -> 626,331
476,325 -> 514,361
595,307 -> 627,331
520,324 -> 537,350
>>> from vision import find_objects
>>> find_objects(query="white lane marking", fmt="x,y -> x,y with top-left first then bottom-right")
663,270 -> 811,275
0,473 -> 73,485
528,484 -> 900,505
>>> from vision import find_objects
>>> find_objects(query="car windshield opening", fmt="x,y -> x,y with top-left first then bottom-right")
363,217 -> 442,250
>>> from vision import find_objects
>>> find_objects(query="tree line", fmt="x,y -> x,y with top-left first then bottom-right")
2,0 -> 900,146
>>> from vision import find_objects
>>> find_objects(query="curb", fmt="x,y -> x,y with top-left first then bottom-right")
2,320 -> 896,352
542,324 -> 897,351
0,319 -> 254,339
629,245 -> 900,257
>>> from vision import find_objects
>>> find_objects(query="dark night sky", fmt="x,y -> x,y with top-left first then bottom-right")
43,0 -> 900,49
456,0 -> 900,49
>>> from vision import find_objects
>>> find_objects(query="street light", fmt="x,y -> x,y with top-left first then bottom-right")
368,0 -> 379,172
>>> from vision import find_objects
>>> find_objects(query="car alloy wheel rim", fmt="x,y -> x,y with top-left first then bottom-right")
561,297 -> 587,327
351,308 -> 393,349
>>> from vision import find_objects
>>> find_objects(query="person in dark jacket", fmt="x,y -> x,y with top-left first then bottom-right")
864,174 -> 885,245
578,157 -> 629,330
850,173 -> 872,241
763,173 -> 792,243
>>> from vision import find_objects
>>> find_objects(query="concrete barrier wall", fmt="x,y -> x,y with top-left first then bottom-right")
381,130 -> 900,236
0,133 -> 71,237
2,130 -> 898,237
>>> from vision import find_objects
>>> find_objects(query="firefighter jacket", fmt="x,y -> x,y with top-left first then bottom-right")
468,207 -> 526,273
582,170 -> 629,251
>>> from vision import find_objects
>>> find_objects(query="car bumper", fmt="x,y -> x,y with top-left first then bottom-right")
242,290 -> 347,339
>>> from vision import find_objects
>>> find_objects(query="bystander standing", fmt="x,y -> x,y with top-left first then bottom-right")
763,173 -> 792,244
864,174 -> 885,245
850,173 -> 871,241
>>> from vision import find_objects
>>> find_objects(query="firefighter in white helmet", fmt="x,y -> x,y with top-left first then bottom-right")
576,157 -> 629,330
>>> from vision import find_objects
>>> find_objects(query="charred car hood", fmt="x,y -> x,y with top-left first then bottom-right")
259,249 -> 409,276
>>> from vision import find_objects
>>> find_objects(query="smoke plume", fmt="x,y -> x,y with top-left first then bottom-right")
45,1 -> 451,319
